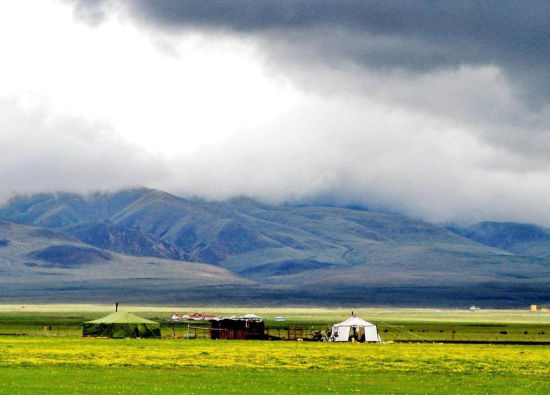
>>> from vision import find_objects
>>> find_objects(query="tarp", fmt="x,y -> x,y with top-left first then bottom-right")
240,314 -> 262,320
82,312 -> 161,338
331,316 -> 381,342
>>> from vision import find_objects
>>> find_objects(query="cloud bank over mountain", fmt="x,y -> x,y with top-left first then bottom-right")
1,1 -> 550,225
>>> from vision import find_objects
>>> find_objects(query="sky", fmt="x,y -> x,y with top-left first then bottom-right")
1,0 -> 550,225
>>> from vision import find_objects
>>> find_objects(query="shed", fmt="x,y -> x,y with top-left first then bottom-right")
82,312 -> 161,338
331,316 -> 381,342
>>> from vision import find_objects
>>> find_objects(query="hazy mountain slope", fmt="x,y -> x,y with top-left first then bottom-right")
0,188 -> 505,275
0,220 -> 251,291
450,222 -> 550,259
0,189 -> 147,228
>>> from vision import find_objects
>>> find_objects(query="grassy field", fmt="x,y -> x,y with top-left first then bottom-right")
1,305 -> 550,393
2,304 -> 550,341
1,337 -> 550,393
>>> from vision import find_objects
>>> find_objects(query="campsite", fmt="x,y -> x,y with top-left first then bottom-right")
3,0 -> 550,393
1,305 -> 550,393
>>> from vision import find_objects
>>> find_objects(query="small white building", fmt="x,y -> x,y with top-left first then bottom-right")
171,313 -> 182,321
331,316 -> 381,342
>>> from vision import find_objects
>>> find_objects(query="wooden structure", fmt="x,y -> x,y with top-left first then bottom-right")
210,318 -> 265,340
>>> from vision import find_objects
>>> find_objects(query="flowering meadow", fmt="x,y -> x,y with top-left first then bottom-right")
1,337 -> 550,393
1,306 -> 550,393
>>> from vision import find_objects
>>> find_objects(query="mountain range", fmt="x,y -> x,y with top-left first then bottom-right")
1,188 -> 549,306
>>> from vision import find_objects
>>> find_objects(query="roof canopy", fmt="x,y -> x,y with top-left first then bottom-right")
85,311 -> 158,324
240,314 -> 262,320
332,316 -> 376,327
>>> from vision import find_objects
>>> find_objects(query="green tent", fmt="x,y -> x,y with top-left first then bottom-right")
82,312 -> 161,338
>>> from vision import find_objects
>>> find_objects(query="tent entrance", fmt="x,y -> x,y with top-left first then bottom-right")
334,326 -> 351,342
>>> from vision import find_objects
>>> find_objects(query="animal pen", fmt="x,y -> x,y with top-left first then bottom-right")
168,320 -> 323,341
210,318 -> 265,340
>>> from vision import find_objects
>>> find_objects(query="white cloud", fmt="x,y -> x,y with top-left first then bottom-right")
0,0 -> 299,157
2,1 -> 550,227
162,94 -> 550,226
0,98 -> 165,197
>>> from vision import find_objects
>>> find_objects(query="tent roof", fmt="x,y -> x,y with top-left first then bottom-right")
333,316 -> 375,327
85,311 -> 158,324
241,314 -> 262,320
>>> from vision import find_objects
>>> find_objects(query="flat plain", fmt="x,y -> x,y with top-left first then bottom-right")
1,305 -> 550,394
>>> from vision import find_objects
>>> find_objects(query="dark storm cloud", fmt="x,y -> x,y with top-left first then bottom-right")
53,0 -> 550,225
68,0 -> 550,162
70,0 -> 550,102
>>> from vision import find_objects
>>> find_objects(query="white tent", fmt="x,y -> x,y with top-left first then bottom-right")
331,316 -> 381,342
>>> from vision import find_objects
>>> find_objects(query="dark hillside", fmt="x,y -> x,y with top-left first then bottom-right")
64,221 -> 197,262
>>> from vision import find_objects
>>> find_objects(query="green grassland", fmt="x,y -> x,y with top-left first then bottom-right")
2,305 -> 550,341
1,305 -> 550,393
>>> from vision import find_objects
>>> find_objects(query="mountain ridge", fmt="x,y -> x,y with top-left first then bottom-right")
1,188 -> 550,306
